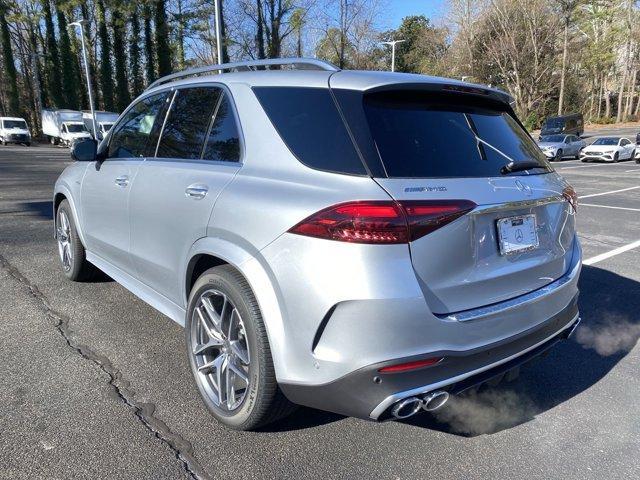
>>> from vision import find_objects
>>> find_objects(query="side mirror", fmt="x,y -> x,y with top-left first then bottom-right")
70,138 -> 97,162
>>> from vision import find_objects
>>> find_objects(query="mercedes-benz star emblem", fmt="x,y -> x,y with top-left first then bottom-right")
515,228 -> 524,243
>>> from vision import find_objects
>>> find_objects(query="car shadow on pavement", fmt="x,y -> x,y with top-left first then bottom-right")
399,264 -> 640,437
11,201 -> 54,219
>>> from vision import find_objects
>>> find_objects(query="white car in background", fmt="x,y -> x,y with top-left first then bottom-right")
580,137 -> 636,162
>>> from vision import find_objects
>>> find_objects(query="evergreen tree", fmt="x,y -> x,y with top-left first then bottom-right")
129,7 -> 144,97
111,6 -> 131,111
0,1 -> 20,115
55,3 -> 80,109
97,0 -> 114,111
143,2 -> 156,85
42,0 -> 63,107
155,0 -> 172,76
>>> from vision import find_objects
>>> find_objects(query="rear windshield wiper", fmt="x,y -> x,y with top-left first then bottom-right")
500,159 -> 542,175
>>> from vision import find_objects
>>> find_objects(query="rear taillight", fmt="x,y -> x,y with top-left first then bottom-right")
562,186 -> 578,212
288,200 -> 476,244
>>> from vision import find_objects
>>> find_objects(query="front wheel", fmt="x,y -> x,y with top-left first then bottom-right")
56,200 -> 96,281
185,266 -> 295,430
613,152 -> 619,163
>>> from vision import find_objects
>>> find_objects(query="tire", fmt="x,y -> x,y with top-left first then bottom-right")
56,199 -> 96,281
185,265 -> 295,430
554,149 -> 563,162
629,149 -> 635,161
613,152 -> 619,163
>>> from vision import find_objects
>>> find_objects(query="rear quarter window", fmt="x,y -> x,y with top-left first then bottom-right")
253,87 -> 367,175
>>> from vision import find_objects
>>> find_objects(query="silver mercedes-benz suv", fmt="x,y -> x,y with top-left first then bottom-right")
54,58 -> 581,430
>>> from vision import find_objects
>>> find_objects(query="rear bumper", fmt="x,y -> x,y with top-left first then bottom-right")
280,297 -> 579,420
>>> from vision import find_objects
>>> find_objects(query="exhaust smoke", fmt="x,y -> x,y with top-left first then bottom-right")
575,315 -> 640,356
433,389 -> 536,436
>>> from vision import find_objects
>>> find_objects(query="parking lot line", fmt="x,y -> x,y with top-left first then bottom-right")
583,239 -> 640,266
580,203 -> 640,212
579,186 -> 640,199
559,162 -> 635,170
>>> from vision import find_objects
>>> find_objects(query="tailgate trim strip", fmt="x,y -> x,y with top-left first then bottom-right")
436,256 -> 581,322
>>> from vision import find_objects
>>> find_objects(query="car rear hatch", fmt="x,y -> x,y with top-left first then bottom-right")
331,81 -> 577,314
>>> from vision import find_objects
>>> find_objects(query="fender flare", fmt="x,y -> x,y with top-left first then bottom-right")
183,237 -> 288,379
53,184 -> 88,247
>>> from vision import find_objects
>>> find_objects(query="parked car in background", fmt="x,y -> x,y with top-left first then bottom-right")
82,111 -> 119,140
53,58 -> 581,431
0,117 -> 31,146
580,137 -> 636,162
42,109 -> 92,146
537,134 -> 585,161
539,113 -> 584,138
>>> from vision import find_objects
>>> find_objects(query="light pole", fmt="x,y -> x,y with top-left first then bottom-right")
69,20 -> 97,140
214,0 -> 223,67
381,39 -> 405,72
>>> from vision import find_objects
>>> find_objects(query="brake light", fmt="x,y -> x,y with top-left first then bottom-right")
378,357 -> 444,373
562,186 -> 578,212
288,200 -> 476,244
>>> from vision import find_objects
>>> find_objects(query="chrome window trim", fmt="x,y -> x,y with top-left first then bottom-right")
369,313 -> 580,420
470,195 -> 565,215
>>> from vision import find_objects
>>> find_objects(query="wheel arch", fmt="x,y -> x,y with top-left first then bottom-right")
53,186 -> 87,246
183,237 -> 288,381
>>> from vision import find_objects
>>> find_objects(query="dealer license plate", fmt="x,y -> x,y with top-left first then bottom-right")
497,214 -> 539,255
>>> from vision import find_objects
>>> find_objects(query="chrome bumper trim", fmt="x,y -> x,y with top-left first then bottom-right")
437,259 -> 581,323
369,313 -> 580,420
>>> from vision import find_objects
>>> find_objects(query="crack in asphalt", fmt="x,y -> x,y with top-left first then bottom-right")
0,254 -> 212,480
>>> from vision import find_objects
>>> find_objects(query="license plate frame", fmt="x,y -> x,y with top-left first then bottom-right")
496,214 -> 539,256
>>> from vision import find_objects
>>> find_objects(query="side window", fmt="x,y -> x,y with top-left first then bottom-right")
108,93 -> 167,158
202,92 -> 241,162
565,136 -> 571,143
620,138 -> 629,146
156,87 -> 222,159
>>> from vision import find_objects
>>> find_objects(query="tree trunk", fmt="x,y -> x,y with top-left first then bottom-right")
558,19 -> 569,115
218,0 -> 229,63
97,0 -> 114,111
143,3 -> 155,85
176,0 -> 186,70
80,2 -> 100,108
42,0 -> 63,107
130,7 -> 143,97
111,7 -> 131,111
155,0 -> 172,77
0,3 -> 20,115
55,4 -> 80,109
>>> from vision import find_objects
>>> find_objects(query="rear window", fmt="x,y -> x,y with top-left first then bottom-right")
364,92 -> 549,178
253,87 -> 366,175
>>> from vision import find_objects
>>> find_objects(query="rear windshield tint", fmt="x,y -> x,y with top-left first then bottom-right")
253,87 -> 366,175
363,92 -> 549,178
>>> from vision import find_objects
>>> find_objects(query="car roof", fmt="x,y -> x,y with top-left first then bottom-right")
1,117 -> 27,121
144,69 -> 513,106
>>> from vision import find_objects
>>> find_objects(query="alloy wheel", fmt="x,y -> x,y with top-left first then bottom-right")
190,289 -> 251,412
57,210 -> 73,272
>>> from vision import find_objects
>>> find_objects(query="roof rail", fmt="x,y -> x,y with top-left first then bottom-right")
146,57 -> 339,90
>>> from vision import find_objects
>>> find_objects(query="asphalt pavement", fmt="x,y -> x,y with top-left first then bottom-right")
0,137 -> 638,480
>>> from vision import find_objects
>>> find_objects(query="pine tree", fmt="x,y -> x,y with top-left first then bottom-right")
143,2 -> 156,85
155,0 -> 172,77
55,3 -> 80,109
129,7 -> 144,97
97,0 -> 114,111
42,0 -> 63,107
0,1 -> 20,115
111,6 -> 131,111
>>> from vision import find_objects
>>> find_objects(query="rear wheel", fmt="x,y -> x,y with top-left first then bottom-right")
56,200 -> 96,281
554,149 -> 563,162
185,265 -> 295,430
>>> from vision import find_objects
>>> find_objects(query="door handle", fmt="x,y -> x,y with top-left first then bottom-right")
185,185 -> 209,199
115,175 -> 129,187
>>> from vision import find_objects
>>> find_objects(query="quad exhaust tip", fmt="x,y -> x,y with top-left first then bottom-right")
391,390 -> 450,419
390,397 -> 423,419
422,390 -> 449,411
